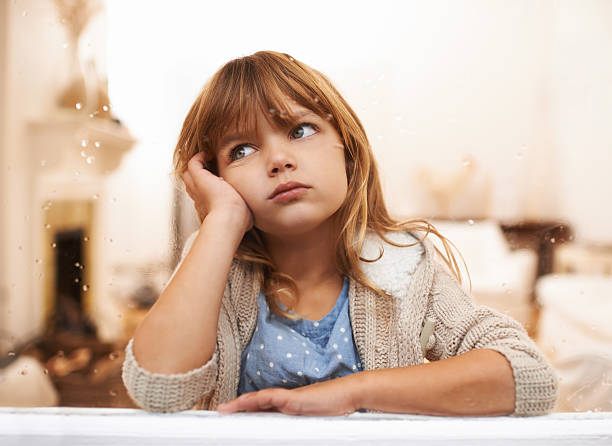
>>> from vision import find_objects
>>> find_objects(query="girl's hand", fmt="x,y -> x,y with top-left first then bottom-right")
181,152 -> 253,233
216,375 -> 362,416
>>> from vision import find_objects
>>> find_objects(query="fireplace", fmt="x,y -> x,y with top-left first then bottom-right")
42,201 -> 96,336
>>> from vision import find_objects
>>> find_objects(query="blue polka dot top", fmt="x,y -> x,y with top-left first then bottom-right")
238,277 -> 363,394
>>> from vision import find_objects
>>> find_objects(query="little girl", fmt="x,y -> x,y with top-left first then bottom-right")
122,51 -> 558,417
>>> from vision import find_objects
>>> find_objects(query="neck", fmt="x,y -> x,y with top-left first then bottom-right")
262,220 -> 340,286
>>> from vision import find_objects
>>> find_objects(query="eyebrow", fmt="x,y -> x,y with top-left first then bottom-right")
218,110 -> 320,149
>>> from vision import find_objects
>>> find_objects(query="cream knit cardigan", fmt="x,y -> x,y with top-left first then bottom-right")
122,231 -> 558,416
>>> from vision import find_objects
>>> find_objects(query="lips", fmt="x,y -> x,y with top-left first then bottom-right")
268,181 -> 311,200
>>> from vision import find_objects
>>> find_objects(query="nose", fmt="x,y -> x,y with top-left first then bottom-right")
267,145 -> 296,176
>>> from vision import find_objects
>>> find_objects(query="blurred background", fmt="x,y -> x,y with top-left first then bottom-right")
0,0 -> 610,412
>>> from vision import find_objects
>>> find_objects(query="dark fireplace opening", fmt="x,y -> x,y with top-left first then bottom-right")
51,228 -> 96,336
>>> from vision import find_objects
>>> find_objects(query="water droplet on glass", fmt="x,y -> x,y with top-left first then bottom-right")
75,103 -> 82,110
45,223 -> 51,229
40,159 -> 47,167
92,193 -> 99,199
51,242 -> 57,248
74,262 -> 80,267
82,284 -> 89,292
102,105 -> 109,112
80,150 -> 87,158
83,236 -> 89,242
468,219 -> 475,225
81,139 -> 88,148
8,351 -> 15,357
94,141 -> 100,148
109,352 -> 119,360
89,113 -> 94,118
86,156 -> 95,164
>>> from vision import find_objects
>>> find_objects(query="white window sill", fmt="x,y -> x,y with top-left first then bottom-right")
0,407 -> 611,445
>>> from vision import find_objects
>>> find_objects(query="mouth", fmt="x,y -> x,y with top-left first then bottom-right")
268,181 -> 311,202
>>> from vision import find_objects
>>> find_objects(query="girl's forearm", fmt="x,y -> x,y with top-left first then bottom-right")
132,210 -> 245,374
354,349 -> 515,416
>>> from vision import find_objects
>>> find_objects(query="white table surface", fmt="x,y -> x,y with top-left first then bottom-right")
1,407 -> 611,445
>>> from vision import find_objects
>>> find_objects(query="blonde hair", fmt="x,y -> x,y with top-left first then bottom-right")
173,50 -> 467,318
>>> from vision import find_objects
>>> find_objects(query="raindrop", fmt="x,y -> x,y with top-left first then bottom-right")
102,105 -> 109,112
75,103 -> 82,110
81,139 -> 88,147
109,352 -> 119,360
94,141 -> 101,148
82,284 -> 89,292
80,150 -> 87,158
92,193 -> 99,200
86,156 -> 95,164
45,223 -> 51,229
8,351 -> 15,357
40,159 -> 47,167
468,219 -> 475,225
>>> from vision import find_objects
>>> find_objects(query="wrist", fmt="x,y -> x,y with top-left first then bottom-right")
349,370 -> 371,411
205,208 -> 251,235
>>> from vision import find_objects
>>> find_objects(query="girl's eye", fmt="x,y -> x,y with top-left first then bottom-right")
290,123 -> 317,139
229,144 -> 256,161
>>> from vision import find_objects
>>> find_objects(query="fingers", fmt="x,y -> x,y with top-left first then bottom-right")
217,389 -> 291,414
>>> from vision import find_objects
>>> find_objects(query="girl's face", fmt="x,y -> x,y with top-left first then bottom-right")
215,101 -> 348,237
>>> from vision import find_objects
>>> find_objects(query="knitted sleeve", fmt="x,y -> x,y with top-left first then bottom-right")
424,267 -> 559,417
121,229 -> 220,412
121,338 -> 218,412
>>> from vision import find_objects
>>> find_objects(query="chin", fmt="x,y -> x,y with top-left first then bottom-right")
256,215 -> 335,238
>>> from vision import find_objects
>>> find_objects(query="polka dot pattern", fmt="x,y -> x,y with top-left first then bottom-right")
238,277 -> 363,395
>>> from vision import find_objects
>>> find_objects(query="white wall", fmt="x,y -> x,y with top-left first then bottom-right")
1,0 -> 73,345
551,0 -> 612,245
